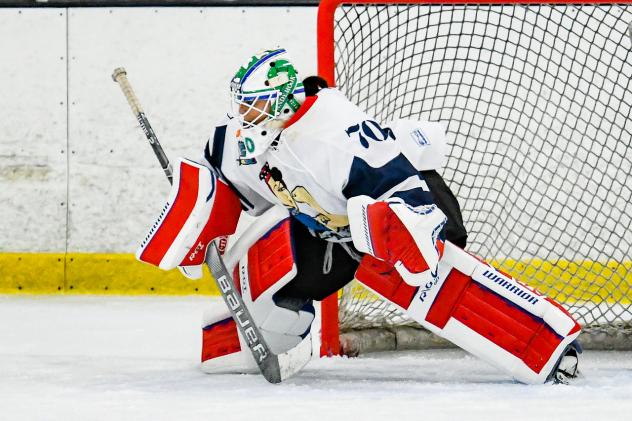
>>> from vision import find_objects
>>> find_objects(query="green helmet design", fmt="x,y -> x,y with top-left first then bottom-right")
230,48 -> 305,128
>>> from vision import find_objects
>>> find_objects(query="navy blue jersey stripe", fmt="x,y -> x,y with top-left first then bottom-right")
204,140 -> 213,167
390,187 -> 434,207
209,125 -> 227,169
343,153 -> 426,202
207,125 -> 254,210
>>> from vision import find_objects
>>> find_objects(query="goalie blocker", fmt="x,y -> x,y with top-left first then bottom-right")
136,158 -> 242,276
348,195 -> 581,384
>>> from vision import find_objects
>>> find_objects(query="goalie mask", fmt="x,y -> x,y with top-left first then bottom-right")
230,48 -> 305,130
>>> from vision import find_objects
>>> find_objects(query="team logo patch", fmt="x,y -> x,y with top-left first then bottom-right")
237,138 -> 257,166
258,162 -> 349,236
410,128 -> 430,147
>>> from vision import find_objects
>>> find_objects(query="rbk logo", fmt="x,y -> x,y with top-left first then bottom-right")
188,241 -> 205,262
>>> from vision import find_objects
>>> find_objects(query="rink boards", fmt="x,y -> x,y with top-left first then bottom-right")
0,7 -> 630,307
1,252 -> 630,308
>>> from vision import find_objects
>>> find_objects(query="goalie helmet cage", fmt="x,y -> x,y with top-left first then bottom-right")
317,0 -> 632,356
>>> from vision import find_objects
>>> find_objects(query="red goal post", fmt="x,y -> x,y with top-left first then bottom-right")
317,0 -> 632,356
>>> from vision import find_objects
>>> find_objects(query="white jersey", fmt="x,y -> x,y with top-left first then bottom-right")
202,88 -> 436,241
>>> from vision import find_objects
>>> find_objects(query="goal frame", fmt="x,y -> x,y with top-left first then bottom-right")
316,0 -> 632,357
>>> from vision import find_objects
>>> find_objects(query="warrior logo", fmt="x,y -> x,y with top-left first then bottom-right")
482,269 -> 540,305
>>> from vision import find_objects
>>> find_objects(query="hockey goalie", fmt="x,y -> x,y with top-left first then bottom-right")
136,48 -> 581,384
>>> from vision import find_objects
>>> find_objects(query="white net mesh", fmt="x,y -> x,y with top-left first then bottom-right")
331,3 -> 632,349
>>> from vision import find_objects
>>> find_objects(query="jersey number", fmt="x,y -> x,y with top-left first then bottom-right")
345,120 -> 395,148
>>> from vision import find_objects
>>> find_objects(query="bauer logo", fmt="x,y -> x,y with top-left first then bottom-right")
482,269 -> 539,305
410,129 -> 430,147
217,275 -> 268,362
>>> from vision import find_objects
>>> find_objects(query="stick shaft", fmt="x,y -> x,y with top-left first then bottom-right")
112,68 -> 173,184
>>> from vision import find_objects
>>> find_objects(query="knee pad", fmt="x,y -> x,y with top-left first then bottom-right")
201,208 -> 315,373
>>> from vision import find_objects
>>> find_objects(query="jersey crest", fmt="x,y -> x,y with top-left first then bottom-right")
258,162 -> 349,237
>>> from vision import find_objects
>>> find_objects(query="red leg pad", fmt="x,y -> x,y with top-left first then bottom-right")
247,219 -> 295,301
201,317 -> 241,362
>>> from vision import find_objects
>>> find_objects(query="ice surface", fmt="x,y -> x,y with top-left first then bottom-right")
1,296 -> 632,421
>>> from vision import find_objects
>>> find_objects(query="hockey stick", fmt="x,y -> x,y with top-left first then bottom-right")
206,243 -> 312,383
112,68 -> 173,184
111,68 -> 310,383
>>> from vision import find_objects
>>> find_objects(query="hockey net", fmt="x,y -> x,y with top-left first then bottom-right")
317,0 -> 632,353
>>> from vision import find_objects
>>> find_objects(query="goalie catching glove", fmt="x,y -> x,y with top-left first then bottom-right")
348,195 -> 447,287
